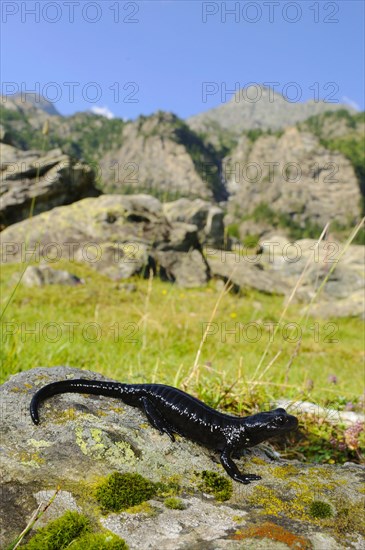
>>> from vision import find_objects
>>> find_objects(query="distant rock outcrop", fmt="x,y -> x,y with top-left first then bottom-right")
99,112 -> 226,201
225,127 -> 362,228
0,141 -> 99,228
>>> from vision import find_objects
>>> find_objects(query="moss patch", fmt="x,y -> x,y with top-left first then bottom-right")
199,470 -> 233,502
309,500 -> 333,519
64,532 -> 128,550
21,511 -> 90,549
164,497 -> 186,510
95,472 -> 157,513
155,475 -> 182,497
125,502 -> 157,516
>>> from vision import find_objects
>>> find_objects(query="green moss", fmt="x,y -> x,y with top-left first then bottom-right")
199,470 -> 233,502
242,233 -> 260,249
21,511 -> 90,549
125,502 -> 157,516
155,475 -> 182,497
69,532 -> 128,550
309,500 -> 333,519
164,497 -> 186,510
95,472 -> 157,513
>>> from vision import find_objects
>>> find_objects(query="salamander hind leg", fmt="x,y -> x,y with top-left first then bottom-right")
140,397 -> 175,442
220,447 -> 261,484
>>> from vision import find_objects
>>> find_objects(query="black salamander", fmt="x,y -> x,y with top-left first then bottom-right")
30,379 -> 298,483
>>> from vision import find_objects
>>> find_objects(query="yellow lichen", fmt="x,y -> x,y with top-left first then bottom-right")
270,464 -> 299,479
250,457 -> 267,466
19,451 -> 45,467
27,438 -> 53,449
75,426 -> 88,455
53,408 -> 77,424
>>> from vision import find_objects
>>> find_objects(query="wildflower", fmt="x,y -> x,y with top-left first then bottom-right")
344,422 -> 364,451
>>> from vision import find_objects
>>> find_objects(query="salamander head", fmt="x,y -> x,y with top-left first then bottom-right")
240,408 -> 298,446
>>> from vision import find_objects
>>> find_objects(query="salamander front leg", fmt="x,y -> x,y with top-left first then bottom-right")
140,397 -> 175,442
220,447 -> 261,484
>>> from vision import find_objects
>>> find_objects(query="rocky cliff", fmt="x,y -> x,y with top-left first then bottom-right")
225,126 -> 362,229
99,111 -> 225,201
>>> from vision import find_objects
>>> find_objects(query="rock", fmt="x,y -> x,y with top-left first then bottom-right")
1,367 -> 364,549
0,194 -> 210,287
0,124 -> 13,145
0,143 -> 99,227
75,242 -> 149,281
238,219 -> 287,242
206,236 -> 364,310
306,290 -> 365,319
226,127 -> 362,228
163,198 -> 226,248
22,265 -> 83,287
206,248 -> 289,295
276,400 -> 365,427
100,111 -> 225,201
258,236 -> 365,316
156,249 -> 210,287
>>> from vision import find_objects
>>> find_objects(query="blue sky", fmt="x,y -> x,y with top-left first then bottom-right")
1,0 -> 364,119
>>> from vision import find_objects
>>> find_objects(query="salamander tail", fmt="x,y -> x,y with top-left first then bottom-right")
30,379 -> 126,425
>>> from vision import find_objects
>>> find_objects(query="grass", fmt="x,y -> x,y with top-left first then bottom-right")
0,259 -> 363,408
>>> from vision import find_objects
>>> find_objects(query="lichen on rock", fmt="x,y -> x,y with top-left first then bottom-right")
1,366 -> 365,549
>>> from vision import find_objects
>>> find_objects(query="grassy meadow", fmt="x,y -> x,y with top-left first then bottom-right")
1,259 -> 363,413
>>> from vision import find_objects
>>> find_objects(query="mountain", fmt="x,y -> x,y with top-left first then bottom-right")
187,85 -> 356,140
1,93 -> 60,118
1,92 -> 363,241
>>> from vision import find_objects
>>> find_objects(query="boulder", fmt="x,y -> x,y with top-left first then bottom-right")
22,265 -> 83,287
258,236 -> 365,317
206,248 -> 289,295
156,249 -> 210,287
0,143 -> 99,227
163,198 -> 226,248
0,194 -> 210,287
206,236 -> 364,314
1,366 -> 364,549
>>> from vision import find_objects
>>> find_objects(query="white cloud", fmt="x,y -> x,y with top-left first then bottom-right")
90,106 -> 115,119
342,96 -> 360,111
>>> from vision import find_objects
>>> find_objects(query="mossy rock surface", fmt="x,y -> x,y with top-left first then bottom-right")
2,366 -> 365,549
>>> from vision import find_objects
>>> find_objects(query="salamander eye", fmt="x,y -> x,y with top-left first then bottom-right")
276,416 -> 285,424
